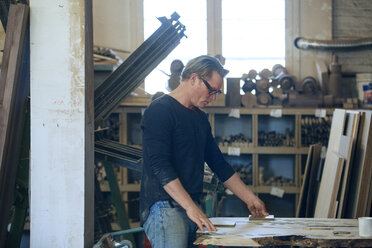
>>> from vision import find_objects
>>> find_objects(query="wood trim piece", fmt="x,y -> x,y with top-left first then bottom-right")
0,4 -> 29,247
296,145 -> 312,217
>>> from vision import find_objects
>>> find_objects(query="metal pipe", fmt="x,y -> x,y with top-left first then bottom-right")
294,37 -> 372,51
94,13 -> 186,124
95,31 -> 184,123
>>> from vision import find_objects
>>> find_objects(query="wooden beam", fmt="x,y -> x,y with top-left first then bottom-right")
0,4 -> 29,248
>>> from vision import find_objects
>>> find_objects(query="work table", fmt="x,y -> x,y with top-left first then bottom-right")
194,218 -> 372,247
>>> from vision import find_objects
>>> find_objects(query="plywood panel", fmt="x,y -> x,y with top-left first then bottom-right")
337,112 -> 360,218
346,110 -> 372,218
315,151 -> 344,218
314,109 -> 346,217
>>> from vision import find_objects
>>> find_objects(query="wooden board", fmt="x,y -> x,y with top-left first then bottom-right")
195,218 -> 372,247
0,4 -> 29,247
249,215 -> 275,221
328,157 -> 345,218
345,110 -> 372,218
327,109 -> 346,152
337,112 -> 360,218
305,143 -> 321,217
209,217 -> 243,227
315,109 -> 347,218
296,145 -> 313,217
314,151 -> 344,218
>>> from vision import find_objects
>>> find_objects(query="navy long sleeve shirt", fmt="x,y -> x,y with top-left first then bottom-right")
139,95 -> 235,225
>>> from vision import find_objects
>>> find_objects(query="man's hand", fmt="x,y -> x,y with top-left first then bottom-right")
185,204 -> 216,232
223,173 -> 269,217
246,194 -> 268,217
163,178 -> 216,232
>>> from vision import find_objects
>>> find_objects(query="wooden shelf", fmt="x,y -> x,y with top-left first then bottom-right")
204,107 -> 334,115
219,145 -> 309,154
252,186 -> 300,194
100,182 -> 140,192
115,106 -> 333,217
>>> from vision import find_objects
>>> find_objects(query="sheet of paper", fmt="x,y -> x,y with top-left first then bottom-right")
228,108 -> 240,118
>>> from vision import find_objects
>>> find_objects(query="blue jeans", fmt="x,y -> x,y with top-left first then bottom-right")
143,200 -> 198,248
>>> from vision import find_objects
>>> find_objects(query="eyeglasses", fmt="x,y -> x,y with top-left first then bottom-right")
200,77 -> 222,96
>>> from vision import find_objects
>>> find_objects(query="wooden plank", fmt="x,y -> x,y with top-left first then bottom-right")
249,214 -> 275,221
328,157 -> 345,218
0,4 -> 29,247
345,110 -> 372,218
337,112 -> 360,218
209,217 -> 241,227
314,109 -> 346,218
327,109 -> 346,153
305,143 -> 321,217
296,145 -> 313,217
314,151 -> 344,218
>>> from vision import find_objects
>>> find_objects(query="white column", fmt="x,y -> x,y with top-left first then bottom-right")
30,0 -> 94,247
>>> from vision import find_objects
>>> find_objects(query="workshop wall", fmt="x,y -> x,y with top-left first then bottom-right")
1,1 -> 371,78
333,0 -> 372,73
92,0 -> 143,61
285,0 -> 332,85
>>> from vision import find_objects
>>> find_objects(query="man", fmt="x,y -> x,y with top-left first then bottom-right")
140,55 -> 268,248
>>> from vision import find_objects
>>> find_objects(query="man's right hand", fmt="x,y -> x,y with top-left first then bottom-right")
163,178 -> 217,232
185,204 -> 216,232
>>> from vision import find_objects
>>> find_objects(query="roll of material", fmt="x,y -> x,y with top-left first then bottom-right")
359,217 -> 372,237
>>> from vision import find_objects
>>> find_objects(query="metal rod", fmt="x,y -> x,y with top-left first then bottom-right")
94,13 -> 186,125
95,32 -> 183,123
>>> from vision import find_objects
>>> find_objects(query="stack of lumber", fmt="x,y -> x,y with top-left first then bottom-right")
313,109 -> 372,218
296,143 -> 322,217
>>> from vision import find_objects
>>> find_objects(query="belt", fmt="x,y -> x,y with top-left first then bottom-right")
167,198 -> 201,208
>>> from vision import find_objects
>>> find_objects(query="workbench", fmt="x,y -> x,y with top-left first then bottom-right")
194,218 -> 372,247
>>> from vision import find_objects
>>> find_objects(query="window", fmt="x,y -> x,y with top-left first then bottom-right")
144,0 -> 207,94
222,0 -> 285,77
143,0 -> 285,94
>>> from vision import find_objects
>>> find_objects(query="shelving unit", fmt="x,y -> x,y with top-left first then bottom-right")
110,106 -> 333,219
207,107 -> 333,216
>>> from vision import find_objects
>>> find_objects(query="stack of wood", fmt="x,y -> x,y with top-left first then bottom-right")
301,116 -> 332,146
93,46 -> 120,65
215,133 -> 252,148
296,144 -> 322,217
239,64 -> 330,108
297,109 -> 372,218
231,164 -> 252,185
258,130 -> 295,147
262,176 -> 295,187
95,113 -> 120,142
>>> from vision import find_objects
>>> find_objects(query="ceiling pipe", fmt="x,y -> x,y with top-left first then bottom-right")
294,37 -> 372,51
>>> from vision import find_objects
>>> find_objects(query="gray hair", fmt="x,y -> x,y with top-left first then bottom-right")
181,55 -> 229,80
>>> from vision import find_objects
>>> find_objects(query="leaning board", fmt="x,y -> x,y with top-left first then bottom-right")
314,109 -> 346,217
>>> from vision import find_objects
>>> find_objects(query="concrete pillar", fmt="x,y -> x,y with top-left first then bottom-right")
30,0 -> 94,247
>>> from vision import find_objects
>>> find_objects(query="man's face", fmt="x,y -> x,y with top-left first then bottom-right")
192,71 -> 223,108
